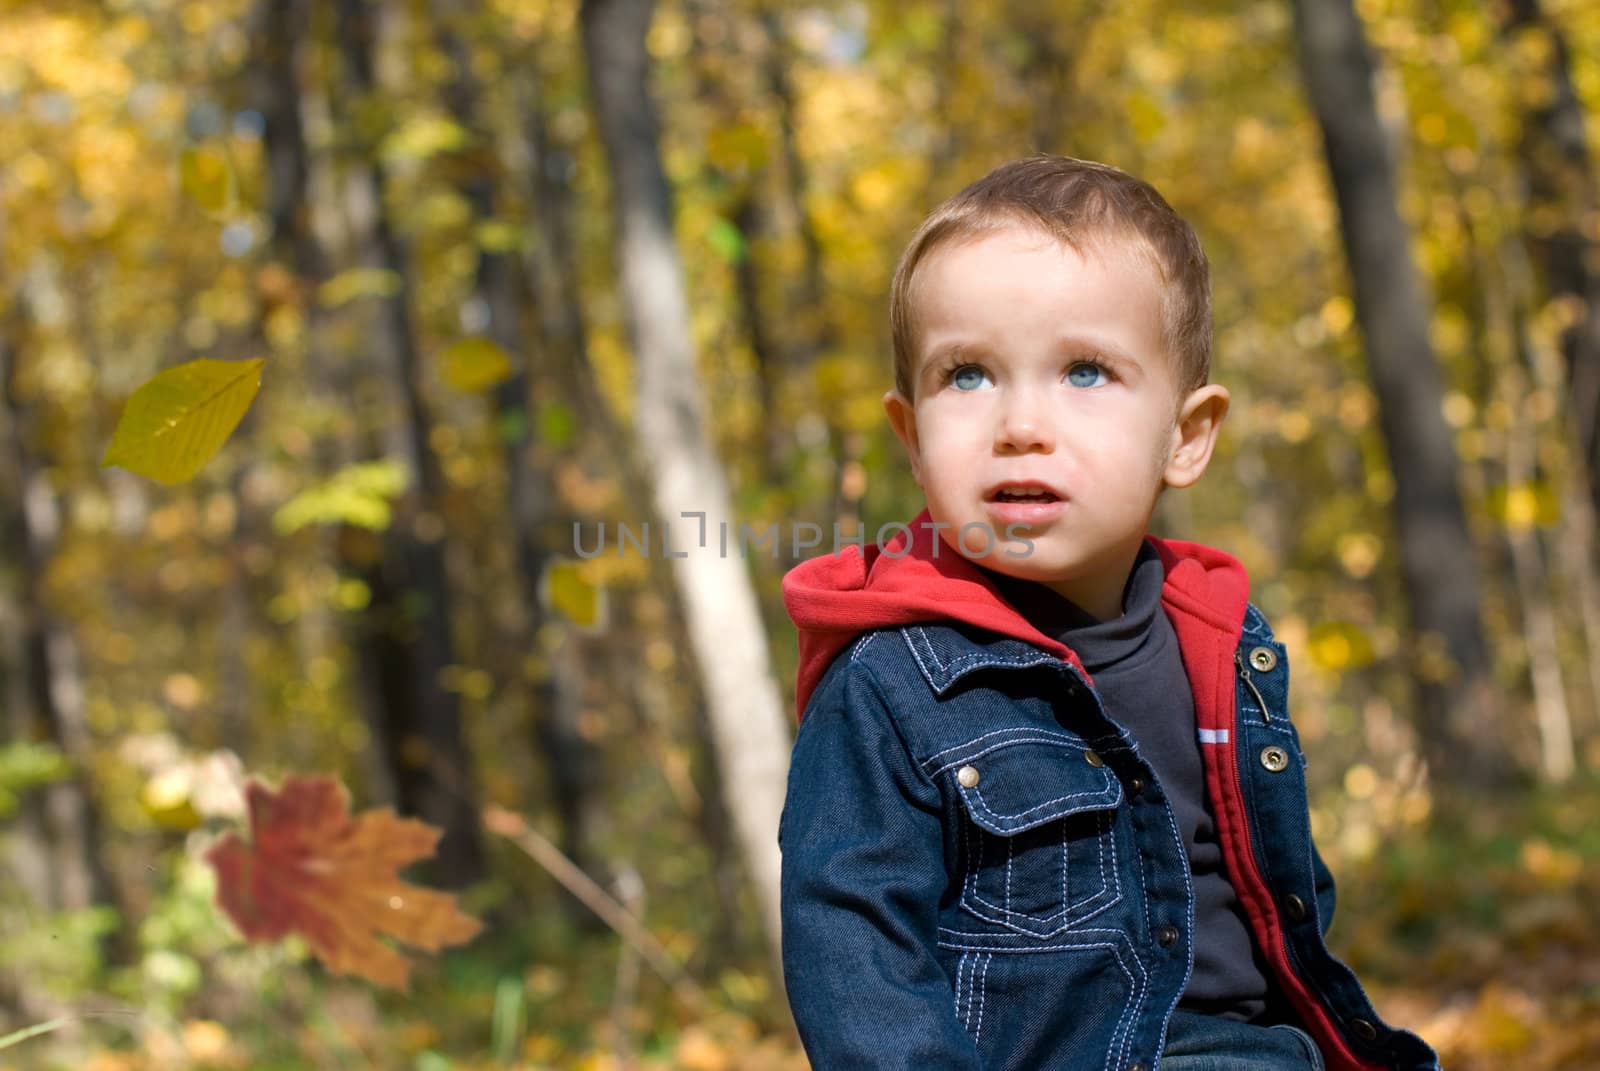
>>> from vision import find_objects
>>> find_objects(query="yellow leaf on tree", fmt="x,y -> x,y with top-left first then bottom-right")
378,114 -> 471,163
179,145 -> 233,213
1307,621 -> 1375,672
1489,481 -> 1560,531
102,358 -> 264,484
318,268 -> 403,308
540,558 -> 605,630
439,337 -> 514,393
273,460 -> 409,535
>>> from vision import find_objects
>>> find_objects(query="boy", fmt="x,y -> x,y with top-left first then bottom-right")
778,155 -> 1440,1071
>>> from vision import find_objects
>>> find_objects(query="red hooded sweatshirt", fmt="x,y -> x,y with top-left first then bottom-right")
781,507 -> 1251,723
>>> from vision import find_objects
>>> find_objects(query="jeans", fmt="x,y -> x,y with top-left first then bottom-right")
1160,1010 -> 1326,1071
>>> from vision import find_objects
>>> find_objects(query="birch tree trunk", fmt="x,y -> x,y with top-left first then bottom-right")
1288,0 -> 1514,788
1478,238 -> 1577,782
580,0 -> 792,980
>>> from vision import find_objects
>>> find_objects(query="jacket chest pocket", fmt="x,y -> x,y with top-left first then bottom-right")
940,734 -> 1126,939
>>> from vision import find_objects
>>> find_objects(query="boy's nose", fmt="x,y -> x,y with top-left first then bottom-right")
995,394 -> 1054,453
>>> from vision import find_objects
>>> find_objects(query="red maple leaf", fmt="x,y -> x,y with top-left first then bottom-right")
205,772 -> 483,989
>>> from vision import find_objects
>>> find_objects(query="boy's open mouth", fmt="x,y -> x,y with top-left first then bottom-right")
987,484 -> 1064,503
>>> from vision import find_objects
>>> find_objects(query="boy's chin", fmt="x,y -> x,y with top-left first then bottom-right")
930,524 -> 1035,563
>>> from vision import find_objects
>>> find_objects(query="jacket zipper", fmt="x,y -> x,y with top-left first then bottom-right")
1234,648 -> 1271,722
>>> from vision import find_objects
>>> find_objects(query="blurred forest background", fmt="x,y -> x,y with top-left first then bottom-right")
3,0 -> 1600,1067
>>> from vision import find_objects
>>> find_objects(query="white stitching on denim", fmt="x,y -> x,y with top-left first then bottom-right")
1150,768 -> 1196,1047
973,953 -> 990,1043
965,821 -> 1062,923
1004,829 -> 1015,913
1059,816 -> 1068,919
925,726 -> 1079,764
962,808 -> 1123,935
1098,810 -> 1123,912
1243,602 -> 1274,638
908,624 -> 1060,672
955,951 -> 970,1027
1108,937 -> 1148,1071
935,933 -> 1147,1071
904,626 -> 939,682
930,737 -> 1119,780
902,626 -> 1061,684
966,778 -> 1116,821
936,926 -> 1122,948
942,649 -> 1059,675
903,625 -> 1046,679
846,630 -> 881,665
933,931 -> 1149,1071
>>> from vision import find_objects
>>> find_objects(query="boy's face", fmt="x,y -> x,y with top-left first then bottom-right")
884,224 -> 1229,620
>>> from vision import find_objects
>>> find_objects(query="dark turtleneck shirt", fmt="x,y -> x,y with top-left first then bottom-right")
982,540 -> 1275,1022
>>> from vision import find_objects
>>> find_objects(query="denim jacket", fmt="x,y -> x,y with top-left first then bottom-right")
779,526 -> 1441,1071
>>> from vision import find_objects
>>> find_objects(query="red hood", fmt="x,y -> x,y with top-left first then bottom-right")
780,507 -> 1251,721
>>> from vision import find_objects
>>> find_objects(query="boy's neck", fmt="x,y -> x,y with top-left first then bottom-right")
980,541 -> 1151,626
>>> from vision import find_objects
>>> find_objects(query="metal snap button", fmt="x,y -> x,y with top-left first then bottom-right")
957,764 -> 980,788
1260,745 -> 1290,772
1156,924 -> 1180,948
1249,646 -> 1278,672
1128,1063 -> 1148,1071
1129,776 -> 1146,795
1349,1018 -> 1378,1041
1084,750 -> 1104,767
1285,893 -> 1307,922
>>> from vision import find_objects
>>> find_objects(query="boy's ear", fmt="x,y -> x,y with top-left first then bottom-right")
1163,384 -> 1230,489
883,389 -> 924,487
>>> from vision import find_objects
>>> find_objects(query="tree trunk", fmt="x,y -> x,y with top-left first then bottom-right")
1499,0 -> 1600,524
580,0 -> 793,982
0,313 -> 125,958
1497,0 -> 1600,733
432,3 -> 613,928
1287,0 -> 1514,788
332,0 -> 486,886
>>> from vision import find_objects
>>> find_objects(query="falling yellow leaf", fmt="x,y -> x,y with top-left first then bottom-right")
438,337 -> 514,393
102,358 -> 265,484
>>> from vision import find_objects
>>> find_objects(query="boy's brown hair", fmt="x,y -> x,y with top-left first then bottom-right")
889,153 -> 1212,401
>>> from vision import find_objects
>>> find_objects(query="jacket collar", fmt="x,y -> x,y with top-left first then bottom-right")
900,621 -> 1072,696
895,537 -> 1253,699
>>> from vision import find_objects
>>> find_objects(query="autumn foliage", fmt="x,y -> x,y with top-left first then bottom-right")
204,773 -> 482,991
3,0 -> 1600,1065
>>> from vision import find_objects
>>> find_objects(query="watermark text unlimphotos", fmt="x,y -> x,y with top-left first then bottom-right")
572,513 -> 1036,560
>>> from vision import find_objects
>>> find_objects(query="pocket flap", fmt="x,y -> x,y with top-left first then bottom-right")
947,738 -> 1123,835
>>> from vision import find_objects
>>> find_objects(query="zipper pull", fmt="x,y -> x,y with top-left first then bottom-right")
1235,648 -> 1272,722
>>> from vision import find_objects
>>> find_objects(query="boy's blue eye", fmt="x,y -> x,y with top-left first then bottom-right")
951,365 -> 991,391
1066,362 -> 1108,388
